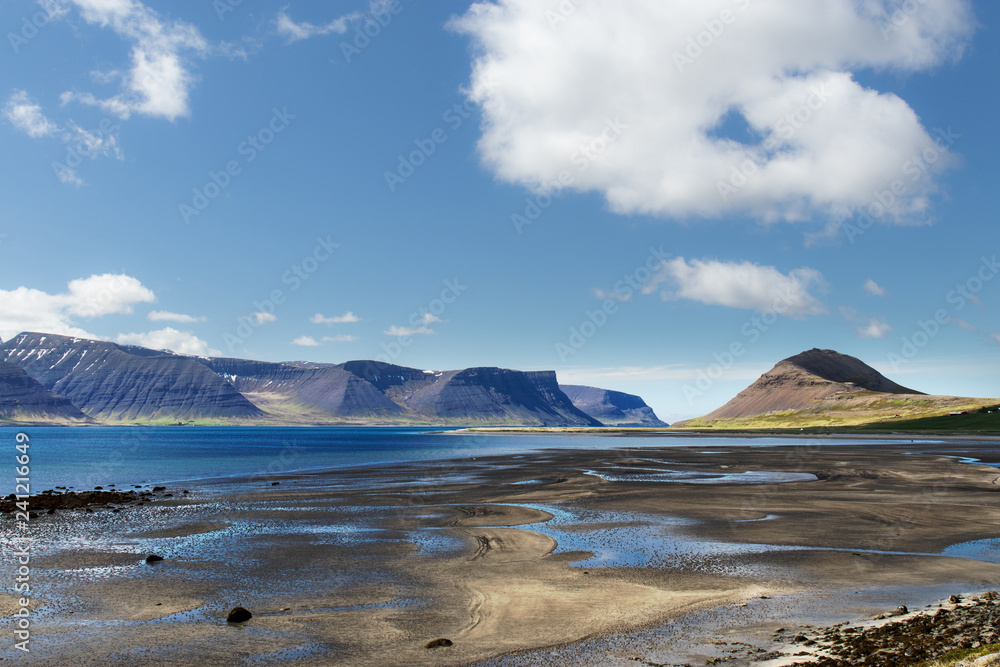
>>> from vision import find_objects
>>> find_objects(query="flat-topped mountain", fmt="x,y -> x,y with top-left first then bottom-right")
0,333 -> 263,422
0,332 -> 613,426
560,385 -> 667,426
201,357 -> 600,426
0,360 -> 89,424
679,348 -> 996,428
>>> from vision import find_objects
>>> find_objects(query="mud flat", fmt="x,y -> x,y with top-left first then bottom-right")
1,438 -> 998,665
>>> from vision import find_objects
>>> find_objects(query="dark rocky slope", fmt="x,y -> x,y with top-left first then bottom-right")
0,333 -> 262,422
0,360 -> 88,423
560,384 -> 667,426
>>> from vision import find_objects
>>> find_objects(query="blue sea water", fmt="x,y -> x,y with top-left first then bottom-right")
0,426 -> 957,496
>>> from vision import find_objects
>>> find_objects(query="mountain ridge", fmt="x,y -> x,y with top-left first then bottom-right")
0,332 -> 614,426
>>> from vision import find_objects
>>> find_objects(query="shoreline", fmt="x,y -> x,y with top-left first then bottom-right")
3,439 -> 999,665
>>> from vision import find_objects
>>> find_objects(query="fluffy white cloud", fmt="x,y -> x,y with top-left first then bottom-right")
0,273 -> 155,341
864,279 -> 887,296
148,310 -> 205,323
59,0 -> 209,121
385,325 -> 434,337
292,335 -> 321,347
451,0 -> 971,223
116,327 -> 220,356
3,90 -> 59,137
310,311 -> 360,324
648,257 -> 825,317
856,317 -> 891,339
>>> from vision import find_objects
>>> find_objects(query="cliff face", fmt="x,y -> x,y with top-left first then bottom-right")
560,385 -> 667,426
199,358 -> 404,419
0,333 -> 262,422
0,360 -> 88,423
694,348 -> 922,422
400,368 -> 602,426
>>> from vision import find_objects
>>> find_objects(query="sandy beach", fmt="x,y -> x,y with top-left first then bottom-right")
3,437 -> 999,665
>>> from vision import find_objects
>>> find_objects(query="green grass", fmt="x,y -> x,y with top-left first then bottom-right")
918,642 -> 1000,666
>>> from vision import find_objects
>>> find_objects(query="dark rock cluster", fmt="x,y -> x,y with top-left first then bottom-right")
783,592 -> 1000,666
0,486 -> 177,513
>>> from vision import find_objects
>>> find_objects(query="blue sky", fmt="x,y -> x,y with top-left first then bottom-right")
1,0 -> 998,422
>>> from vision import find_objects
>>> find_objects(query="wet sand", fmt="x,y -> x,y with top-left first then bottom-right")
2,437 -> 999,665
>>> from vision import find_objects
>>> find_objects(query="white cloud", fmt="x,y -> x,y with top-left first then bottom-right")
116,327 -> 220,356
4,89 -> 124,185
451,0 -> 971,223
148,310 -> 205,323
292,334 -> 359,347
864,279 -> 886,296
420,313 -> 442,324
310,311 -> 360,324
856,317 -> 891,339
65,273 -> 155,317
989,332 -> 1000,346
4,90 -> 59,137
60,0 -> 209,121
276,9 -> 357,43
648,257 -> 825,317
593,288 -> 631,303
250,312 -> 277,325
324,335 -> 358,343
385,325 -> 434,337
955,318 -> 977,332
292,335 -> 320,347
0,273 -> 155,341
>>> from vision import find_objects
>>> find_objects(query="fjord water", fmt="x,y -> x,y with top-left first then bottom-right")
0,426 -> 938,496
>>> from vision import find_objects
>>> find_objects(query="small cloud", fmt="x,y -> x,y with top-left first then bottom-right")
292,334 -> 359,347
116,327 -> 220,356
148,310 -> 205,323
276,9 -> 358,43
955,318 -> 977,332
863,279 -> 886,296
593,288 -> 632,302
324,335 -> 358,343
310,311 -> 360,324
989,332 -> 1000,346
250,312 -> 277,325
856,317 -> 891,339
4,90 -> 59,138
385,325 -> 434,337
420,313 -> 442,324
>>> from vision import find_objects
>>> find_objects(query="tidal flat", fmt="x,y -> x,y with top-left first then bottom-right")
2,438 -> 999,666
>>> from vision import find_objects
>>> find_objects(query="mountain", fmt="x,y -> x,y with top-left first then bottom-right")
201,357 -> 602,426
201,357 -> 406,421
677,348 -> 997,428
0,360 -> 89,424
398,367 -> 602,426
560,385 -> 667,426
0,333 -> 263,422
0,332 -> 610,426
